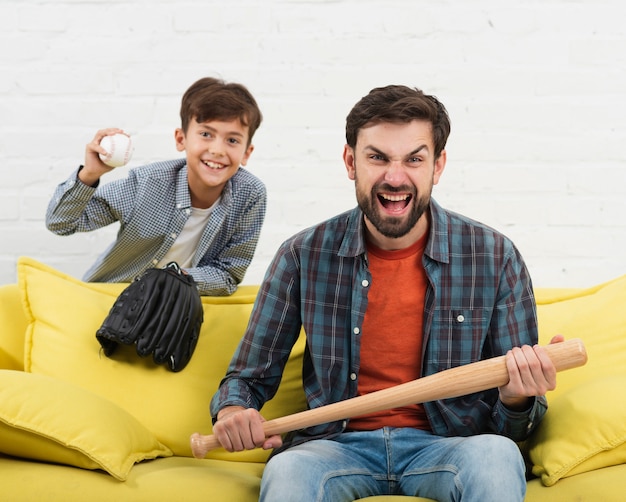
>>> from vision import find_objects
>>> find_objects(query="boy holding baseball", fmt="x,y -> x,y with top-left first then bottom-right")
46,77 -> 265,296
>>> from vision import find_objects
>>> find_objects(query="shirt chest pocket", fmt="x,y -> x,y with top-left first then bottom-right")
427,308 -> 491,370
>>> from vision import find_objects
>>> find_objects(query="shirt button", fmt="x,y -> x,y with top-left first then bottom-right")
350,373 -> 357,381
176,203 -> 182,209
456,314 -> 465,323
170,233 -> 177,239
185,208 -> 191,215
353,327 -> 360,335
361,279 -> 369,287
152,259 -> 158,265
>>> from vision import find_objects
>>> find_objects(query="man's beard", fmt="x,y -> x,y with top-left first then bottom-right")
355,178 -> 432,239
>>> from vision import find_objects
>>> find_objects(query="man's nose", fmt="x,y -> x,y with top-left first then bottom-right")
383,160 -> 407,184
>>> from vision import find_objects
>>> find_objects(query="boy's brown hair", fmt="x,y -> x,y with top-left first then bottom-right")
345,85 -> 451,159
180,77 -> 263,145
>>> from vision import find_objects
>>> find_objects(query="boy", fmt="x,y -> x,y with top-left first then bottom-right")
46,77 -> 265,295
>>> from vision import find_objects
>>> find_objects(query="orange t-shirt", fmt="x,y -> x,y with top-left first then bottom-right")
347,233 -> 431,431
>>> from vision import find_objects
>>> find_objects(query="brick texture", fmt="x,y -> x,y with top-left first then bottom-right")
1,0 -> 625,288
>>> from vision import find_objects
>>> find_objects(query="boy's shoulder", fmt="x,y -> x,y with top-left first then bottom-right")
130,158 -> 187,179
230,166 -> 266,191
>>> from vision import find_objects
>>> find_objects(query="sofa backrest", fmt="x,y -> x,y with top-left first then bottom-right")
0,284 -> 28,371
10,257 -> 309,463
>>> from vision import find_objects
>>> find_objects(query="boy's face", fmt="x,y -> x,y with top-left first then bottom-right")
175,117 -> 254,208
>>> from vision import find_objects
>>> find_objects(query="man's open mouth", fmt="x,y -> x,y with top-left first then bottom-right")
377,193 -> 412,212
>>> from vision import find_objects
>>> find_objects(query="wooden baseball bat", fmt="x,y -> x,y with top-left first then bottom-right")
190,338 -> 587,459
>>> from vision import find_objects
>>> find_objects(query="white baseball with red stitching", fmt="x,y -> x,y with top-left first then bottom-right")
99,133 -> 134,168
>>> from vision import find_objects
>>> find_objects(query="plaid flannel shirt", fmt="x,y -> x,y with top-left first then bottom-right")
46,159 -> 266,295
212,199 -> 546,450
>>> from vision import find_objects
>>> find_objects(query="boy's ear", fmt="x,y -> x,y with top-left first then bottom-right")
174,128 -> 186,152
240,144 -> 254,166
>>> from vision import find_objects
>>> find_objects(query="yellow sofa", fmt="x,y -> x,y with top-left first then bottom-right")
1,257 -> 625,501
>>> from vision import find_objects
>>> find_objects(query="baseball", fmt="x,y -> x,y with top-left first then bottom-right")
99,133 -> 134,168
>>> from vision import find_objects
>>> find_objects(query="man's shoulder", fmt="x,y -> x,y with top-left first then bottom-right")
434,201 -> 514,244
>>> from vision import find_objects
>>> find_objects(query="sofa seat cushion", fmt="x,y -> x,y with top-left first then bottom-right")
0,453 -> 265,502
0,370 -> 171,481
17,257 -> 308,461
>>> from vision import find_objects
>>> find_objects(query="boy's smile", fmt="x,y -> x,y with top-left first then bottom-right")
175,118 -> 254,209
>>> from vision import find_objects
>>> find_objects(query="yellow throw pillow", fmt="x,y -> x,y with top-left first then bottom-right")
526,375 -> 626,486
17,257 -> 307,461
535,273 -> 626,401
0,369 -> 172,480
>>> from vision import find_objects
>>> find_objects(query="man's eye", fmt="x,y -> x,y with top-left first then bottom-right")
370,154 -> 385,161
408,157 -> 422,163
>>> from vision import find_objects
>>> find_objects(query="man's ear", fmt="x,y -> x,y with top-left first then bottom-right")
174,128 -> 186,152
343,145 -> 356,180
433,149 -> 447,185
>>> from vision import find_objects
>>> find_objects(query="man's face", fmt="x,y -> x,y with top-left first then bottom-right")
343,120 -> 446,248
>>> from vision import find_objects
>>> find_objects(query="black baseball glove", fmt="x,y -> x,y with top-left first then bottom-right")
96,262 -> 204,372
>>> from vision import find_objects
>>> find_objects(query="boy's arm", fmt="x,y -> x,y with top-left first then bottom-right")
186,187 -> 267,296
46,128 -> 131,235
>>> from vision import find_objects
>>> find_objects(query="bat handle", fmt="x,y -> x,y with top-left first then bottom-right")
190,432 -> 221,459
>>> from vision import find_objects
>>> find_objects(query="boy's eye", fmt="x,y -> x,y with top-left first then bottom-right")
200,131 -> 212,138
228,138 -> 240,144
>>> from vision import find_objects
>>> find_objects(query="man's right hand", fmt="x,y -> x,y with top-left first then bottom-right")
213,406 -> 283,452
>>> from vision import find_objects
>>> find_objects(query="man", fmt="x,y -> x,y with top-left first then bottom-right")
210,85 -> 560,501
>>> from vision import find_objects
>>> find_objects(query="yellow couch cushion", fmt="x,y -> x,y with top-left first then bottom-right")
18,257 -> 307,461
525,274 -> 626,486
0,369 -> 172,481
526,375 -> 626,486
535,273 -> 626,400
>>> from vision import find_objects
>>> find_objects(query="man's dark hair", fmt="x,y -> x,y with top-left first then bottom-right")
345,85 -> 451,158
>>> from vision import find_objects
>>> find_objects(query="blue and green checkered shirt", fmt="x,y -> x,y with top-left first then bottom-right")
212,199 -> 546,449
46,159 -> 266,295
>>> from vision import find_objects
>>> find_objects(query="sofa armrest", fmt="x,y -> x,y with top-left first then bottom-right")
0,284 -> 27,370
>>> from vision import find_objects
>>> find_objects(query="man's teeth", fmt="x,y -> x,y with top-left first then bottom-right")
203,161 -> 225,169
380,193 -> 409,201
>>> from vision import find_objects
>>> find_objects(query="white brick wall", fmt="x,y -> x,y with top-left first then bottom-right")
1,0 -> 625,288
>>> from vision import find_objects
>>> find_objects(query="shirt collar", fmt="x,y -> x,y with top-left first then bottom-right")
338,199 -> 450,264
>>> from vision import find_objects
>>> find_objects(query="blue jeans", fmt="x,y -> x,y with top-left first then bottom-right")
260,428 -> 526,502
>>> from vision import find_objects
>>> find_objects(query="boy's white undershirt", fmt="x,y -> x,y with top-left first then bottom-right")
156,199 -> 219,269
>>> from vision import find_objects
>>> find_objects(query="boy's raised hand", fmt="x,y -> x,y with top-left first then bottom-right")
79,128 -> 129,186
